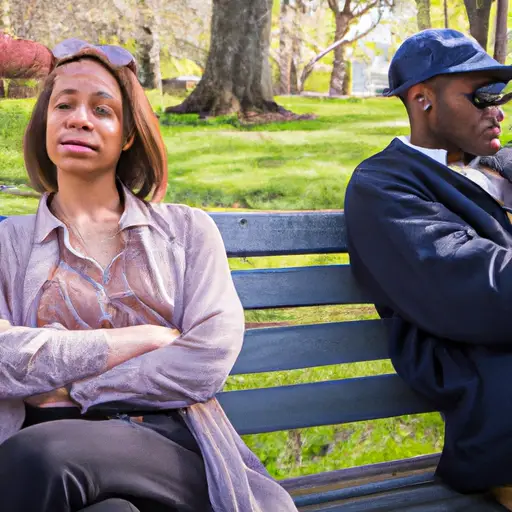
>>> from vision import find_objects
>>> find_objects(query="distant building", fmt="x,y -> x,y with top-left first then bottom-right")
351,41 -> 390,96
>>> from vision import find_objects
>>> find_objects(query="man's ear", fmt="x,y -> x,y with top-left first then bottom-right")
407,83 -> 433,111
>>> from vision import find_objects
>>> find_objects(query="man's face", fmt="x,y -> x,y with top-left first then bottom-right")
429,73 -> 506,156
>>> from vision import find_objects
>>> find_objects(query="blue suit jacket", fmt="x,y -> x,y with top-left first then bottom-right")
346,138 -> 512,492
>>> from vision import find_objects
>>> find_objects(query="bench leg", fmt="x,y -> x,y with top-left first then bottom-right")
79,499 -> 141,512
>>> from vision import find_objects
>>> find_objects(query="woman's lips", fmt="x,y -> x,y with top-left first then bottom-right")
60,143 -> 96,153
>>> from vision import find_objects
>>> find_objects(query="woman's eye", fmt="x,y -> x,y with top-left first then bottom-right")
95,106 -> 112,116
56,103 -> 70,110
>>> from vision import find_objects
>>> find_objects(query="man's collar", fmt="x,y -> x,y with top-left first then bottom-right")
34,182 -> 166,244
397,136 -> 448,165
397,136 -> 481,168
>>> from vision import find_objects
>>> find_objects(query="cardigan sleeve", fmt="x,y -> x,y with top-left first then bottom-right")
0,220 -> 109,399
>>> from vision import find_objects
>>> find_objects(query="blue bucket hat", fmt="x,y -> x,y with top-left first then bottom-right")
384,29 -> 512,97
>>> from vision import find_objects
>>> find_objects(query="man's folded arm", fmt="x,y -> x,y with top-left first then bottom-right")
346,170 -> 512,344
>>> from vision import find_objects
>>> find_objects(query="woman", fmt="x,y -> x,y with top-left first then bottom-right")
0,40 -> 298,512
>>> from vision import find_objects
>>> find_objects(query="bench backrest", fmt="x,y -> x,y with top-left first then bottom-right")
0,212 -> 433,435
210,212 -> 433,435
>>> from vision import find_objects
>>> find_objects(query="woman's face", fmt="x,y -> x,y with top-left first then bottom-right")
46,59 -> 125,180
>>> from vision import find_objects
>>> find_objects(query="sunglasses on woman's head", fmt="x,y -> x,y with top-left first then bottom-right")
52,38 -> 137,74
465,82 -> 512,110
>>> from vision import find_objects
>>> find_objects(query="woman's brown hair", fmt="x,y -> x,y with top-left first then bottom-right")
23,48 -> 168,202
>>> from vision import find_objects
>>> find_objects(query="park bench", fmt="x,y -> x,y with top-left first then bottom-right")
0,211 -> 505,511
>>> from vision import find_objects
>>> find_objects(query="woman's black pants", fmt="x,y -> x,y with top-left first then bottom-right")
0,405 -> 211,512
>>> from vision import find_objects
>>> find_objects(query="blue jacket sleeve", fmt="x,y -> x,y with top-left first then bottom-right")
345,168 -> 512,345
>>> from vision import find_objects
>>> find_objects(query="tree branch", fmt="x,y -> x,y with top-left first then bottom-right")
299,37 -> 348,92
352,0 -> 380,18
327,0 -> 339,14
298,4 -> 385,92
347,8 -> 385,43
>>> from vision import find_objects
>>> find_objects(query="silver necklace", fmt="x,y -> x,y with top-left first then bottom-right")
51,200 -> 123,257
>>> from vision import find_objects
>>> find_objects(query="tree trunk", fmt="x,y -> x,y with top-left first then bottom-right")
493,0 -> 509,63
167,0 -> 278,116
463,0 -> 493,50
290,6 -> 301,95
279,0 -> 293,95
329,13 -> 350,96
342,59 -> 352,96
290,60 -> 299,94
443,0 -> 449,29
415,0 -> 432,31
136,0 -> 162,91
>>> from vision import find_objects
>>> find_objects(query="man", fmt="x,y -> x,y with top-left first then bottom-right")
344,29 -> 512,507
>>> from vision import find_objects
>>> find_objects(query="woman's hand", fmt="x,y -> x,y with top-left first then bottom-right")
0,319 -> 11,333
25,387 -> 72,407
105,325 -> 181,370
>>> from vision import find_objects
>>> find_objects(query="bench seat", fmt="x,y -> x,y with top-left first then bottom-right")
282,454 -> 502,510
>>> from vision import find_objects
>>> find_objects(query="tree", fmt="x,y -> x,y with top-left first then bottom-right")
493,0 -> 509,63
463,0 -> 494,50
443,0 -> 449,28
415,0 -> 431,30
7,0 -> 213,90
159,0 -> 212,70
167,0 -> 279,116
326,0 -> 393,96
279,0 -> 295,95
135,0 -> 163,91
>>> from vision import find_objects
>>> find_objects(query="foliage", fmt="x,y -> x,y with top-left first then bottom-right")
1,0 -> 211,83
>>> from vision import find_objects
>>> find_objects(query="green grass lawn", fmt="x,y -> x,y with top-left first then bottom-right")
1,94 -> 510,479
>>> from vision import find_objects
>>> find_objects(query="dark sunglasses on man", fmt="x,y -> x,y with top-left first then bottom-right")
465,82 -> 512,109
52,38 -> 137,74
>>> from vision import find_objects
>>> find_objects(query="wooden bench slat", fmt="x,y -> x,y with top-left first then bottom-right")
232,320 -> 389,374
294,473 -> 434,507
282,454 -> 441,494
210,212 -> 347,256
217,374 -> 435,435
304,486 -> 501,511
294,473 -> 435,508
233,265 -> 372,309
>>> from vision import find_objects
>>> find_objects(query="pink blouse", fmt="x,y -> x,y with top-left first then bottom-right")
37,226 -> 175,331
